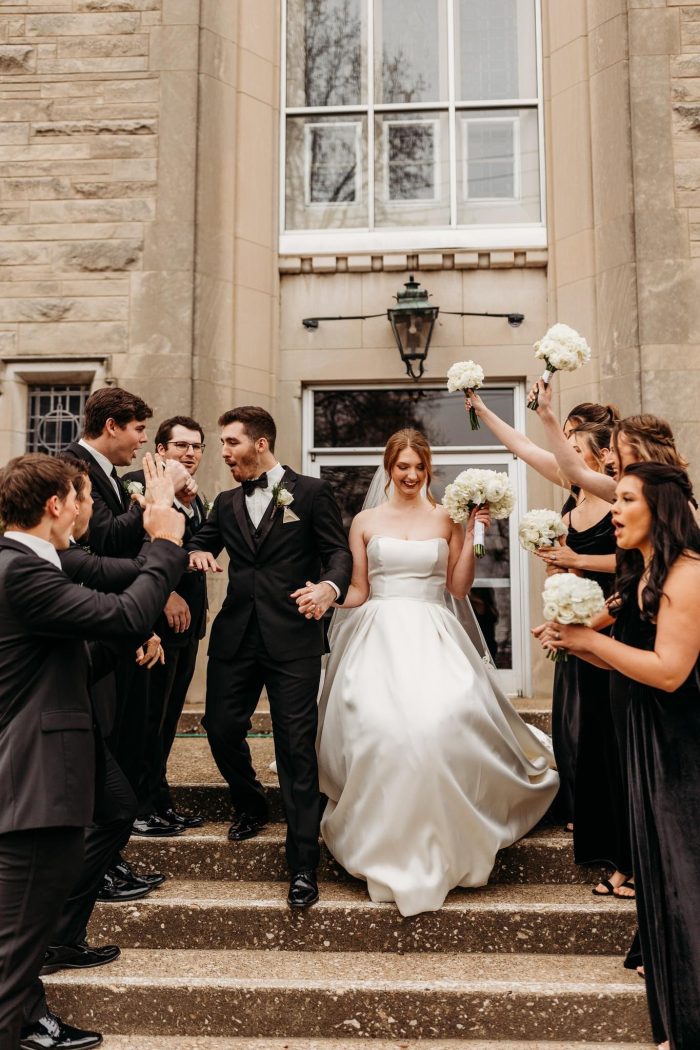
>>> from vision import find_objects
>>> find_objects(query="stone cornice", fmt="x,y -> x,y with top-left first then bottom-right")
279,249 -> 548,275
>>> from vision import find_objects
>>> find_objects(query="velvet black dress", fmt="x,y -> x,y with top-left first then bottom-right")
612,600 -> 700,1049
551,493 -> 632,873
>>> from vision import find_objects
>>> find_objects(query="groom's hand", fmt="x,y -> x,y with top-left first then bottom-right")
189,551 -> 223,573
292,580 -> 336,620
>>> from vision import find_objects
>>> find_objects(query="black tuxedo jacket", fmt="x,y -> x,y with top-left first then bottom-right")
123,468 -> 208,647
187,468 -> 352,662
62,440 -> 145,557
0,536 -> 187,834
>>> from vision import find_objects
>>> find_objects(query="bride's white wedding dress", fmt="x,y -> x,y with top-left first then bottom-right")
317,535 -> 559,917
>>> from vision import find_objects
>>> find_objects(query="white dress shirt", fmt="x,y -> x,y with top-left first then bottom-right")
78,438 -> 122,500
4,531 -> 63,571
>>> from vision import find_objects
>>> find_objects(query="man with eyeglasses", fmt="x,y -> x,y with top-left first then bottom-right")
124,416 -> 209,833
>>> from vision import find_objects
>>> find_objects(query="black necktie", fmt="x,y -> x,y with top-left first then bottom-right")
110,467 -> 126,507
241,473 -> 268,498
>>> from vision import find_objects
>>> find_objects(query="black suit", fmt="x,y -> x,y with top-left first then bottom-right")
0,536 -> 186,1048
187,468 -> 351,872
123,469 -> 209,816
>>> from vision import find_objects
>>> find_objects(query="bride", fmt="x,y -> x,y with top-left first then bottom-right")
313,429 -> 559,917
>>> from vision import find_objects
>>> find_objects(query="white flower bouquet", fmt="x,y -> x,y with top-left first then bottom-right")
442,468 -> 515,557
542,574 -> 606,662
446,360 -> 485,430
527,323 -> 591,410
518,508 -> 568,554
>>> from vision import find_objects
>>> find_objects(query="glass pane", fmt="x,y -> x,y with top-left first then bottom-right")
286,115 -> 368,229
286,0 -> 365,107
457,0 -> 537,101
319,464 -> 380,532
375,112 -> 450,227
312,387 -> 515,449
26,384 -> 89,454
375,0 -> 446,104
457,108 -> 541,224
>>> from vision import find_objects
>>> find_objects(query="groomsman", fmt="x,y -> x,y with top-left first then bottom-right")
187,407 -> 352,909
0,453 -> 186,1050
124,415 -> 209,831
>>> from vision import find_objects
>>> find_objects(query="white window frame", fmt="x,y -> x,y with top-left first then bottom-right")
382,117 -> 440,205
301,381 -> 532,696
461,114 -> 521,202
280,0 -> 546,255
0,358 -> 109,461
303,120 -> 364,207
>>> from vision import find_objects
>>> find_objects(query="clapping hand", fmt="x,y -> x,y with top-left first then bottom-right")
292,580 -> 337,620
142,453 -> 175,507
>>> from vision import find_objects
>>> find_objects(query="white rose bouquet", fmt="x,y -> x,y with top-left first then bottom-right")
542,574 -> 606,662
527,323 -> 591,410
518,508 -> 568,554
442,468 -> 515,557
446,360 -> 485,431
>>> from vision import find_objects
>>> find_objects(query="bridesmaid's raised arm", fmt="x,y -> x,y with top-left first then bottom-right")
465,389 -> 567,488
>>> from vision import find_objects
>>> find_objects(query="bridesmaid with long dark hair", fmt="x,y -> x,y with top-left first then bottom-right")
540,462 -> 700,1050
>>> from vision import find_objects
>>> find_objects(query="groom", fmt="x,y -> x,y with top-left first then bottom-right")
188,406 -> 352,908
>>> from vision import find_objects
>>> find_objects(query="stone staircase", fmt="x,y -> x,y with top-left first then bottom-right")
45,700 -> 652,1048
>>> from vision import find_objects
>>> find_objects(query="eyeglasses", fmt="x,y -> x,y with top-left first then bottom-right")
167,441 -> 206,453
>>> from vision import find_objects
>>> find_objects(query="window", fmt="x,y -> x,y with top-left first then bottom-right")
303,384 -> 531,695
282,0 -> 544,250
26,383 -> 90,454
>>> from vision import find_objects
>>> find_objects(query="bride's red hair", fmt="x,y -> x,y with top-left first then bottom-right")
383,429 -> 437,506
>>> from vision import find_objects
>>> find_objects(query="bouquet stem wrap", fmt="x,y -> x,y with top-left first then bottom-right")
527,367 -> 554,411
473,518 -> 486,558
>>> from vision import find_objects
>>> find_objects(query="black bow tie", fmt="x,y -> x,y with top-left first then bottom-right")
241,473 -> 268,497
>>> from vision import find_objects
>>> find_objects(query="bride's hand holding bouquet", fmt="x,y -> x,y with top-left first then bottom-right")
442,468 -> 515,557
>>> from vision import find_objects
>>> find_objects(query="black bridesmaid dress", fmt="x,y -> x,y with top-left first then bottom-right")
551,493 -> 632,875
612,600 -> 700,1049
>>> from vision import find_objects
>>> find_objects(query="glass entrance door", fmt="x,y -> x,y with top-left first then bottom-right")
303,384 -> 529,695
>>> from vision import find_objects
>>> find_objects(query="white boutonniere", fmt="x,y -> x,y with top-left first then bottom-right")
201,495 -> 213,518
272,482 -> 298,523
123,480 -> 144,501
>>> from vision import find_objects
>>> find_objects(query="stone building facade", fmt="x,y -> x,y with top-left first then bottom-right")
1,0 -> 698,695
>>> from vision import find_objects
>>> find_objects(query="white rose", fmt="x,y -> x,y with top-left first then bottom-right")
276,487 -> 293,507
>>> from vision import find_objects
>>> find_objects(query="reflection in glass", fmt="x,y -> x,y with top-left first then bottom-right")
319,465 -> 380,532
458,0 -> 537,101
286,115 -> 368,230
286,0 -> 364,108
458,108 -> 540,224
313,387 -> 515,449
376,0 -> 444,104
375,112 -> 449,227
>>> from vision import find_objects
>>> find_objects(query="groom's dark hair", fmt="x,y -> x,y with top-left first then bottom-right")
218,406 -> 276,453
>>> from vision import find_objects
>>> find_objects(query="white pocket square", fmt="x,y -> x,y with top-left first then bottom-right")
283,507 -> 300,523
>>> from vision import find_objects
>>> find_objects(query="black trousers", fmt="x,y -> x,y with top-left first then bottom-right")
0,827 -> 84,1049
205,614 -> 322,873
49,748 -> 136,948
138,636 -> 200,817
109,661 -> 152,803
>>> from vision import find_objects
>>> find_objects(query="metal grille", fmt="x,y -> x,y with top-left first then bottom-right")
26,383 -> 90,454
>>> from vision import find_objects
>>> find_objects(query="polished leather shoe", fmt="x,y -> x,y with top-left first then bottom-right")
287,870 -> 319,909
96,870 -> 152,902
20,1010 -> 102,1049
227,812 -> 267,841
159,806 -> 204,828
112,857 -> 166,888
40,942 -> 120,976
132,813 -> 184,837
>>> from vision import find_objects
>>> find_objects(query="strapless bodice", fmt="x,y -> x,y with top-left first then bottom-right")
367,536 -> 448,604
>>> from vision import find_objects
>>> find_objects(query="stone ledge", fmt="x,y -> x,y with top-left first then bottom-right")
279,249 -> 548,275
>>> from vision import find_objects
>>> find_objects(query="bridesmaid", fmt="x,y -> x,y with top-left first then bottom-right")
541,462 -> 700,1050
466,394 -> 632,897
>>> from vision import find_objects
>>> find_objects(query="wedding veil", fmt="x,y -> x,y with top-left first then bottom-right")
329,465 -> 497,669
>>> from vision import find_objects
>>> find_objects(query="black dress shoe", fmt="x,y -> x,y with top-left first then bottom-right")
96,870 -> 152,902
112,857 -> 166,888
40,942 -> 120,976
159,806 -> 204,828
287,870 -> 319,909
227,812 -> 267,841
132,813 -> 184,837
20,1010 -> 102,1049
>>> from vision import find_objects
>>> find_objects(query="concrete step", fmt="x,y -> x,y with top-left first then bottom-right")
177,697 -> 553,737
44,950 -> 650,1042
88,879 -> 636,955
168,737 -> 558,826
125,823 -> 598,887
101,1039 -> 652,1050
